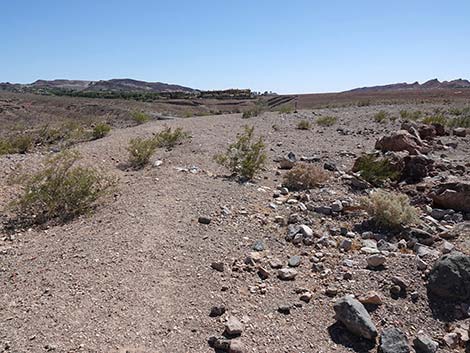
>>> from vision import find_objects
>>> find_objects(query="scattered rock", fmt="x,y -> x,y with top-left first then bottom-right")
252,240 -> 265,252
278,268 -> 298,281
278,304 -> 291,315
339,238 -> 353,251
357,291 -> 383,305
430,182 -> 470,212
209,305 -> 226,317
224,316 -> 243,337
375,130 -> 424,155
198,216 -> 212,224
279,152 -> 297,169
269,259 -> 283,269
211,262 -> 225,272
427,253 -> 470,300
333,295 -> 378,340
288,255 -> 301,267
453,127 -> 467,137
367,254 -> 386,268
413,333 -> 439,353
379,327 -> 410,353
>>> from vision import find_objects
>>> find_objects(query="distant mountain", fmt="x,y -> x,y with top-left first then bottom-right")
346,78 -> 470,93
1,78 -> 196,93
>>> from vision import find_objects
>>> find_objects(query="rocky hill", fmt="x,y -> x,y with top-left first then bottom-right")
347,78 -> 470,93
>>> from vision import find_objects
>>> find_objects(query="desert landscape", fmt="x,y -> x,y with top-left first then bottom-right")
0,78 -> 470,353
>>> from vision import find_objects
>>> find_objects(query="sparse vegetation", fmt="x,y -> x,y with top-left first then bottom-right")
373,110 -> 388,123
127,137 -> 159,169
422,114 -> 448,126
154,127 -> 191,149
0,135 -> 33,155
297,120 -> 311,130
215,125 -> 266,180
283,163 -> 328,191
400,110 -> 422,121
353,154 -> 400,186
357,100 -> 371,107
278,105 -> 294,114
92,123 -> 111,140
132,111 -> 151,124
316,116 -> 337,127
242,107 -> 262,119
10,150 -> 115,227
448,115 -> 470,128
361,190 -> 420,230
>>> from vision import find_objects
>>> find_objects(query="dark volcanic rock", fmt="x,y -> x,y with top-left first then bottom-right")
427,253 -> 470,300
430,182 -> 470,212
380,327 -> 410,353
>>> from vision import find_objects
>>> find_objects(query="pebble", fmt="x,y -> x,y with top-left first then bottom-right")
269,258 -> 283,269
357,291 -> 383,305
340,238 -> 353,251
367,254 -> 386,268
278,304 -> 291,315
224,316 -> 244,337
288,255 -> 301,267
278,268 -> 298,281
209,305 -> 226,317
198,216 -> 211,224
252,240 -> 265,252
211,262 -> 225,272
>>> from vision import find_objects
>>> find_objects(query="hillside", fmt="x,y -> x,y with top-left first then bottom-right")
347,78 -> 470,93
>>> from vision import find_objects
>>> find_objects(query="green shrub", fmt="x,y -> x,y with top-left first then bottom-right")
0,135 -> 33,155
316,116 -> 337,127
154,127 -> 190,149
132,111 -> 151,124
10,150 -> 114,226
297,120 -> 311,130
422,114 -> 448,126
400,110 -> 422,121
353,154 -> 400,186
361,190 -> 419,230
374,110 -> 388,123
242,108 -> 262,119
215,126 -> 266,180
448,115 -> 470,128
127,137 -> 158,169
92,123 -> 111,140
283,163 -> 328,191
278,105 -> 294,114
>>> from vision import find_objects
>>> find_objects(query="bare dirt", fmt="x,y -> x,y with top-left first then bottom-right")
1,93 -> 470,352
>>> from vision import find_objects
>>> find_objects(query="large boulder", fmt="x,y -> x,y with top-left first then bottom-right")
333,295 -> 378,340
427,253 -> 470,300
375,130 -> 424,155
380,327 -> 410,353
401,121 -> 436,140
402,154 -> 434,183
430,182 -> 470,212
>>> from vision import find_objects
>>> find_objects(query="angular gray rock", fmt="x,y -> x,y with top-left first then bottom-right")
427,253 -> 470,300
413,333 -> 438,353
224,316 -> 243,336
380,327 -> 410,353
333,295 -> 378,340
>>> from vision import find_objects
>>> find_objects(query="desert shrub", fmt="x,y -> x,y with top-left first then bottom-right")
283,163 -> 328,191
449,107 -> 470,116
126,137 -> 158,169
132,111 -> 151,124
400,110 -> 422,121
215,125 -> 266,180
422,114 -> 448,126
361,190 -> 419,230
374,110 -> 388,123
278,105 -> 294,114
448,115 -> 470,128
316,116 -> 337,127
0,135 -> 33,155
357,100 -> 371,107
242,108 -> 262,119
354,154 -> 400,186
297,120 -> 311,130
10,150 -> 114,226
92,123 -> 111,139
154,127 -> 190,149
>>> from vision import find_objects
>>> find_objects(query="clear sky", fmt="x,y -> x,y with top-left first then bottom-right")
1,0 -> 469,93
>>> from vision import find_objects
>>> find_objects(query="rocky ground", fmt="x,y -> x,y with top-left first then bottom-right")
1,100 -> 470,352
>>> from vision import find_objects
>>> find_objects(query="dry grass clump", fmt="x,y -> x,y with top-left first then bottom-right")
9,151 -> 115,227
242,107 -> 262,119
0,135 -> 33,155
283,163 -> 328,190
215,125 -> 266,180
400,110 -> 422,121
361,190 -> 419,230
92,123 -> 111,139
316,116 -> 337,127
132,111 -> 151,124
297,120 -> 311,130
373,110 -> 388,123
422,114 -> 448,126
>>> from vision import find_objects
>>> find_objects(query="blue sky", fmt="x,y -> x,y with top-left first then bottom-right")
1,0 -> 469,93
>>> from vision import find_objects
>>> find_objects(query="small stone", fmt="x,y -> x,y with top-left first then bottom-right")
343,272 -> 353,280
390,285 -> 401,297
453,127 -> 467,137
443,332 -> 459,349
357,291 -> 383,305
224,316 -> 243,337
413,332 -> 438,353
339,238 -> 353,251
331,200 -> 344,213
209,305 -> 226,317
198,216 -> 211,224
228,339 -> 245,353
367,254 -> 386,268
314,206 -> 332,215
252,240 -> 265,252
441,241 -> 454,254
278,268 -> 298,281
416,257 -> 428,271
288,255 -> 301,267
391,276 -> 409,290
325,286 -> 338,297
380,327 -> 410,353
298,224 -> 313,237
269,258 -> 283,269
300,292 -> 312,303
278,304 -> 291,314
257,267 -> 270,280
333,295 -> 378,340
211,262 -> 225,272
